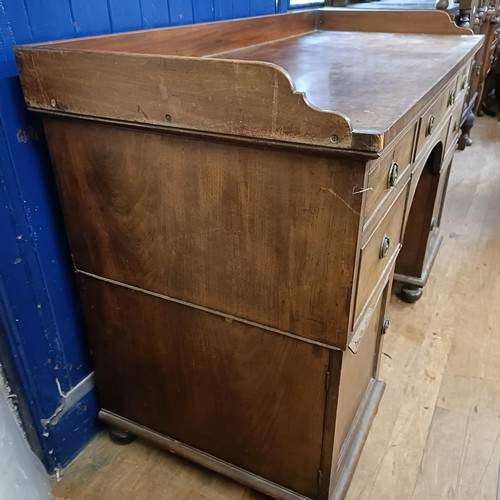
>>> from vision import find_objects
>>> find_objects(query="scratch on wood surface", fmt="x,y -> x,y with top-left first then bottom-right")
136,104 -> 149,120
320,187 -> 360,215
26,53 -> 49,103
469,426 -> 500,499
353,185 -> 374,195
496,454 -> 500,500
456,421 -> 471,494
159,77 -> 168,100
271,74 -> 279,134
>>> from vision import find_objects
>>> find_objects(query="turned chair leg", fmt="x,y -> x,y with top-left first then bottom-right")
458,110 -> 474,150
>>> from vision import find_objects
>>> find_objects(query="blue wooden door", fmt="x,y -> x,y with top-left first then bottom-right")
0,0 -> 289,472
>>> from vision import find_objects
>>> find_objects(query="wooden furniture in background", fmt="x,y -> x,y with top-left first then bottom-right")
455,0 -> 500,145
466,0 -> 500,113
15,9 -> 482,499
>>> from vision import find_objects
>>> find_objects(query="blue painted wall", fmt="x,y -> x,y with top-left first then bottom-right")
0,0 -> 290,473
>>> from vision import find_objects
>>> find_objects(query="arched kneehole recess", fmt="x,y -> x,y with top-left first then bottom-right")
396,141 -> 449,282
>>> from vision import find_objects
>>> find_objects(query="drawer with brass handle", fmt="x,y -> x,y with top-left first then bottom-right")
445,93 -> 466,154
455,59 -> 473,97
355,189 -> 406,322
363,124 -> 415,227
415,75 -> 458,160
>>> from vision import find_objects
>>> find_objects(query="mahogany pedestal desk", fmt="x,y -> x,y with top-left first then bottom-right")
16,10 -> 482,500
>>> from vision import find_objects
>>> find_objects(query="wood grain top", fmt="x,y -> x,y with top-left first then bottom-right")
15,9 -> 483,152
37,10 -> 317,56
212,30 -> 481,141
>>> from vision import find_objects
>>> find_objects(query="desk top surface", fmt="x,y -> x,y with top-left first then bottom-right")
212,30 -> 479,134
16,9 -> 483,152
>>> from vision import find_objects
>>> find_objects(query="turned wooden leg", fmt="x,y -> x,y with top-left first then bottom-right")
398,285 -> 423,304
108,426 -> 136,445
458,110 -> 474,150
496,73 -> 500,120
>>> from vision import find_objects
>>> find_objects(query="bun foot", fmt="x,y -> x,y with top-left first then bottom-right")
108,426 -> 136,445
399,285 -> 423,304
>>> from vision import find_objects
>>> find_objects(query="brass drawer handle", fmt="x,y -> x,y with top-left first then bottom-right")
426,115 -> 435,136
379,234 -> 391,259
447,89 -> 455,107
387,161 -> 399,188
382,317 -> 390,335
461,75 -> 468,90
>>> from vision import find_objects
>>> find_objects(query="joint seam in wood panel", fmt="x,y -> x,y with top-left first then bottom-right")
76,270 -> 344,352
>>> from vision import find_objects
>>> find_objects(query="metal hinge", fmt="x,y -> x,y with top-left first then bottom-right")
325,371 -> 331,393
318,469 -> 323,488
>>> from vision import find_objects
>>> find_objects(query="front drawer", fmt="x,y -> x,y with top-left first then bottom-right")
415,76 -> 458,159
355,190 -> 406,321
456,60 -> 473,97
445,94 -> 466,154
363,124 -> 415,224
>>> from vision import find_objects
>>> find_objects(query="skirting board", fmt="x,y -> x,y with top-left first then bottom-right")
98,378 -> 386,499
330,378 -> 386,500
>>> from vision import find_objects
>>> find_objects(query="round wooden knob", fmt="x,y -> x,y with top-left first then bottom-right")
435,0 -> 449,9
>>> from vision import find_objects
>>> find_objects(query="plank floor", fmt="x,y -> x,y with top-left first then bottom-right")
51,116 -> 500,500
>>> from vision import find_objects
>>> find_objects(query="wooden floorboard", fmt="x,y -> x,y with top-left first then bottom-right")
51,116 -> 500,500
